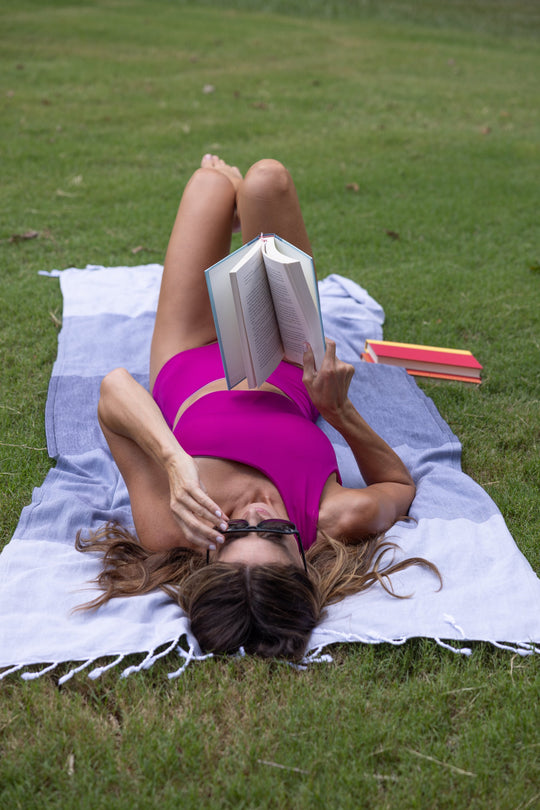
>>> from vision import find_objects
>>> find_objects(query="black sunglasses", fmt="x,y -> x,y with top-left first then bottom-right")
206,519 -> 307,572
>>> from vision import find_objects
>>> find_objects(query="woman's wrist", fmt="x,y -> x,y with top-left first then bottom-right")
320,398 -> 357,430
162,443 -> 191,475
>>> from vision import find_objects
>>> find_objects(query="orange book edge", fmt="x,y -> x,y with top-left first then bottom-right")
361,353 -> 481,383
364,339 -> 482,372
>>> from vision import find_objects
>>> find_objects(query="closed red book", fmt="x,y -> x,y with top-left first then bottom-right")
363,340 -> 482,383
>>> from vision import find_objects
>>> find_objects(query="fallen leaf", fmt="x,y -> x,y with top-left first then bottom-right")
56,189 -> 75,197
252,102 -> 267,110
131,245 -> 145,254
386,230 -> 400,240
480,126 -> 491,135
203,84 -> 215,94
346,182 -> 359,192
9,230 -> 39,243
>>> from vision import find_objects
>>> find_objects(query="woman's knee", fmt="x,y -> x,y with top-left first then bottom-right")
185,166 -> 237,202
242,159 -> 293,200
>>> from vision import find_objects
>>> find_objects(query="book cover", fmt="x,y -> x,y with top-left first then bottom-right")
205,235 -> 325,388
363,340 -> 482,383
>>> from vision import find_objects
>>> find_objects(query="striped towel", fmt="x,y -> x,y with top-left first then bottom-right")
1,266 -> 538,682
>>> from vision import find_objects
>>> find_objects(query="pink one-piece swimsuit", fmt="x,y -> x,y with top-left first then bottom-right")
152,343 -> 340,549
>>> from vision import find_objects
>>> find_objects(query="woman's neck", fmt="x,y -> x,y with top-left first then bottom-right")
196,456 -> 288,520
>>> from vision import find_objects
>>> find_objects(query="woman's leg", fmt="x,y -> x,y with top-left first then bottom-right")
237,159 -> 313,257
150,156 -> 313,390
149,157 -> 242,390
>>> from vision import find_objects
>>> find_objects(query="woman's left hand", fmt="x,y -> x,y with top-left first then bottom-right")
302,339 -> 355,423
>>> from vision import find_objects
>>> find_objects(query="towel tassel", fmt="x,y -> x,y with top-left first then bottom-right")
0,663 -> 25,680
88,654 -> 126,680
120,635 -> 185,679
58,658 -> 99,685
488,640 -> 539,656
312,628 -> 408,646
289,645 -> 334,670
21,661 -> 60,681
303,645 -> 334,664
434,638 -> 472,656
167,643 -> 213,680
121,650 -> 155,679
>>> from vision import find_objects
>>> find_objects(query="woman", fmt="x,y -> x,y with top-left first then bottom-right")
77,155 -> 439,660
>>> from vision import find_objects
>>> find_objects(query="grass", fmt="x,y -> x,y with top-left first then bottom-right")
0,1 -> 539,807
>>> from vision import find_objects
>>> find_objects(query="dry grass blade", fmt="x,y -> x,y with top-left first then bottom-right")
257,759 -> 309,775
406,748 -> 476,777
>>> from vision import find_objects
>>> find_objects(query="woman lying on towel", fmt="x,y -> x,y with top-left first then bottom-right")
77,155 -> 439,660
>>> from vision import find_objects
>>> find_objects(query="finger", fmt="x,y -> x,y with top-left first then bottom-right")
169,485 -> 225,527
322,339 -> 337,367
302,342 -> 316,377
177,478 -> 228,523
172,506 -> 226,549
336,356 -> 354,377
188,462 -> 229,522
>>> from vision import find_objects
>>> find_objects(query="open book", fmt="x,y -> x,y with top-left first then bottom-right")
205,234 -> 325,388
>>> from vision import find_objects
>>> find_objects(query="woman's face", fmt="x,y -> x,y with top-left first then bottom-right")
211,504 -> 304,569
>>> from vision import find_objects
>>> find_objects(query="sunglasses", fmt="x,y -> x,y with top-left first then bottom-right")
206,519 -> 307,572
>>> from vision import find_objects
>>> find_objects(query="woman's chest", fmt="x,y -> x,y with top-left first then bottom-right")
195,456 -> 285,515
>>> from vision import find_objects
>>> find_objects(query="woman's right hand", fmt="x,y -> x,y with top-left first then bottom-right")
302,339 -> 355,425
166,452 -> 228,551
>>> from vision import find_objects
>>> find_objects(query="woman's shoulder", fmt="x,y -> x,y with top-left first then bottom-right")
318,477 -> 382,542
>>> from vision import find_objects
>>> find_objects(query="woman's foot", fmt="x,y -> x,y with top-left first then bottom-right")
201,154 -> 243,232
201,154 -> 242,189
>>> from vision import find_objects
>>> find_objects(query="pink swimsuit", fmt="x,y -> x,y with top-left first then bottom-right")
152,343 -> 340,549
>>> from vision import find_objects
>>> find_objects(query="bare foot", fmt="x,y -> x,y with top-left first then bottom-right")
201,154 -> 243,232
201,154 -> 242,191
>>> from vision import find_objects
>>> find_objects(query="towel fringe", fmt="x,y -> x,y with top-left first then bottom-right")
2,635 -> 537,684
58,658 -> 99,685
434,638 -> 472,656
121,650 -> 155,679
21,661 -> 60,681
517,642 -> 540,655
313,628 -> 408,646
488,640 -> 539,656
143,635 -> 184,669
303,645 -> 334,664
120,635 -> 185,678
0,663 -> 25,680
443,613 -> 467,637
291,645 -> 334,670
88,654 -> 126,680
167,643 -> 213,680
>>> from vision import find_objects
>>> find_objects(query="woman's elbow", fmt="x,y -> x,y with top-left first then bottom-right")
98,367 -> 132,425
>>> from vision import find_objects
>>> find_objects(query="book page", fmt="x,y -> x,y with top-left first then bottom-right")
229,248 -> 284,387
205,239 -> 263,388
262,237 -> 325,368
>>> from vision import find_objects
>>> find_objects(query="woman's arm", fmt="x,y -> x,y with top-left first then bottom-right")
97,367 -> 227,552
303,341 -> 415,541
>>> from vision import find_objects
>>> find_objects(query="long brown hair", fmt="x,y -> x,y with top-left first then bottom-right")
75,523 -> 441,660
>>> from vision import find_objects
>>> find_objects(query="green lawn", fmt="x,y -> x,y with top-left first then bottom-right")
1,1 -> 539,807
